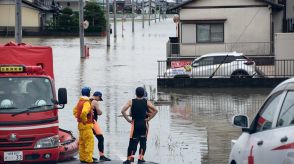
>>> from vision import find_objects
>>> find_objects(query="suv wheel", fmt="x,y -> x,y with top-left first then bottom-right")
231,70 -> 249,78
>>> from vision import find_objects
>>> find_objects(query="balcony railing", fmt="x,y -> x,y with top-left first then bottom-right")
157,59 -> 294,78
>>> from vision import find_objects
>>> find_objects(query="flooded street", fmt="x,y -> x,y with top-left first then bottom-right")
1,19 -> 272,164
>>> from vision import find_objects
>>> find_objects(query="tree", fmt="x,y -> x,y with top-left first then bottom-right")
45,3 -> 106,34
57,7 -> 79,31
84,1 -> 106,30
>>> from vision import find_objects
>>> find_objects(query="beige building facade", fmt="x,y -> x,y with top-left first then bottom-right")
0,0 -> 58,34
0,3 -> 40,31
171,0 -> 283,57
274,33 -> 294,76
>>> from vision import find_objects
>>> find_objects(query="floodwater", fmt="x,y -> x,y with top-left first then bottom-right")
0,19 -> 272,164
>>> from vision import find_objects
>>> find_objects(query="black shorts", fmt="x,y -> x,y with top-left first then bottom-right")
130,120 -> 149,138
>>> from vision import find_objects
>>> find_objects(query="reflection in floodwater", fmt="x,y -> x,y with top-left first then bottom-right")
0,20 -> 272,164
158,88 -> 270,163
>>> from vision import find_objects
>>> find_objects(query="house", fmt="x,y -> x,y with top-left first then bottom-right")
167,0 -> 285,57
114,0 -> 125,13
143,0 -> 156,14
0,0 -> 59,34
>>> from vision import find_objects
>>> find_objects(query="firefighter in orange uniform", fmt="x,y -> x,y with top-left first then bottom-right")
73,87 -> 98,164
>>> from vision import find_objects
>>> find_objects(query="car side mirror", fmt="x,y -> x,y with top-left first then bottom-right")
58,88 -> 67,105
232,115 -> 249,128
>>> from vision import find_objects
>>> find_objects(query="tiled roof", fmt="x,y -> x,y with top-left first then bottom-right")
169,0 -> 284,10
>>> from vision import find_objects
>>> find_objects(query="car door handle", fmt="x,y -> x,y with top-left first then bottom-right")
257,140 -> 263,146
281,136 -> 288,143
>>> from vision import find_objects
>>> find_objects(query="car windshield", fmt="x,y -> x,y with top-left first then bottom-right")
0,77 -> 54,113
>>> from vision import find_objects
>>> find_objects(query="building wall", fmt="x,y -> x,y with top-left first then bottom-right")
178,0 -> 271,56
275,33 -> 294,60
274,33 -> 294,76
0,4 -> 40,28
143,2 -> 156,13
287,0 -> 294,18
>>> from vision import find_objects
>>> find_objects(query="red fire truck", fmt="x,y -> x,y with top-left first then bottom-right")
0,42 -> 76,163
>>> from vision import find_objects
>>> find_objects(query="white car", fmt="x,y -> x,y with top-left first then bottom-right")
229,77 -> 294,164
165,52 -> 257,78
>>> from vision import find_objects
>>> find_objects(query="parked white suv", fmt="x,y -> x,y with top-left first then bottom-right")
229,77 -> 294,164
165,52 -> 257,78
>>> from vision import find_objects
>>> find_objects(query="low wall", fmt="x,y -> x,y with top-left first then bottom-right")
157,78 -> 288,88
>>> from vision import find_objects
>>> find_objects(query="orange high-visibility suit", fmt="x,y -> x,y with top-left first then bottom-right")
73,96 -> 94,163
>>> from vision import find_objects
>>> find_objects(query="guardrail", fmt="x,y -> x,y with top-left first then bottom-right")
157,59 -> 294,78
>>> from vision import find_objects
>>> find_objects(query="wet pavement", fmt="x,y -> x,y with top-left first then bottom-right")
0,19 -> 272,164
60,159 -> 158,164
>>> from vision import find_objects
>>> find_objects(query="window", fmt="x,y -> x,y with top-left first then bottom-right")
197,24 -> 224,43
0,77 -> 53,113
277,91 -> 294,127
198,57 -> 214,66
67,2 -> 70,6
213,56 -> 228,64
225,56 -> 237,63
255,92 -> 283,132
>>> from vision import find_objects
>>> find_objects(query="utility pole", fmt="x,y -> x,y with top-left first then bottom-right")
159,3 -> 161,22
114,0 -> 117,38
162,0 -> 166,20
122,15 -> 124,37
122,6 -> 125,37
106,0 -> 110,46
15,0 -> 22,44
132,0 -> 134,32
142,0 -> 144,28
79,0 -> 84,58
154,2 -> 156,23
148,0 -> 151,26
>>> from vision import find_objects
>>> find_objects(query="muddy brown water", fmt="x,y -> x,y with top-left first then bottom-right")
1,19 -> 272,164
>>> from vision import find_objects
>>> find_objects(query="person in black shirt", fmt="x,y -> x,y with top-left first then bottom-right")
121,87 -> 158,164
91,91 -> 111,162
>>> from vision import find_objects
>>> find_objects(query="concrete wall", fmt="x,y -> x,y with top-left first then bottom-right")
274,33 -> 294,76
0,4 -> 40,28
178,1 -> 271,56
275,33 -> 294,60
